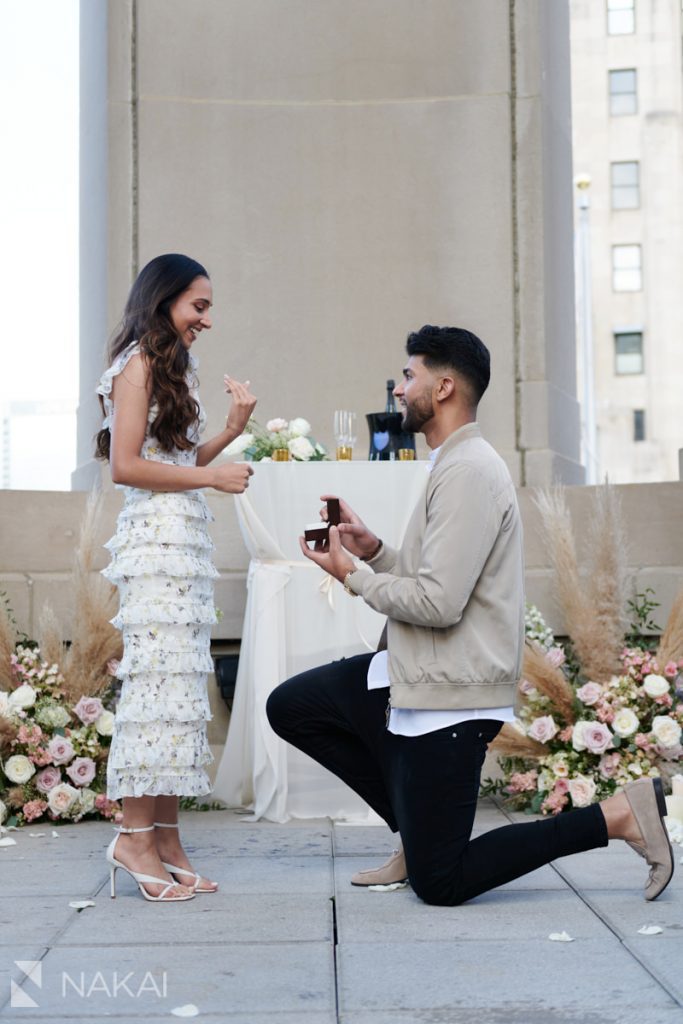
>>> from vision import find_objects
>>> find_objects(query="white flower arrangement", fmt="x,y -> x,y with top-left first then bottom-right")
225,417 -> 329,462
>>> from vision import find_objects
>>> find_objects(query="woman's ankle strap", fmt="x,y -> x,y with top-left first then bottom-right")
115,824 -> 155,834
153,821 -> 179,829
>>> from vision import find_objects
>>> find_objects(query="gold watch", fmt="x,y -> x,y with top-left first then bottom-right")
343,571 -> 359,597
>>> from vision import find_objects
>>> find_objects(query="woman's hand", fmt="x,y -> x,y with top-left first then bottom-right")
224,375 -> 257,437
211,462 -> 254,493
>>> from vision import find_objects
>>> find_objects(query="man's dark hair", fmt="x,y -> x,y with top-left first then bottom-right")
406,325 -> 491,405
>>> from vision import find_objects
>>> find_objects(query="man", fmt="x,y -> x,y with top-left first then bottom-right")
266,325 -> 673,906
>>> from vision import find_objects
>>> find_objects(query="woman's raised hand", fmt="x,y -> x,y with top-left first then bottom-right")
224,375 -> 257,437
211,462 -> 254,493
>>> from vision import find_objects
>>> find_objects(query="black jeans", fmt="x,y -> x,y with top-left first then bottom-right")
266,653 -> 609,906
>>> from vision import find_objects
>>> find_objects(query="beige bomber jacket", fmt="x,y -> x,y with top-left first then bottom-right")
346,422 -> 525,710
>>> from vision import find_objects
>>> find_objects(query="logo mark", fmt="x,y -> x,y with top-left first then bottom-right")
11,960 -> 42,1008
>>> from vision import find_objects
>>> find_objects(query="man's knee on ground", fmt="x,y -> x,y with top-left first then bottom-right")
409,871 -> 463,907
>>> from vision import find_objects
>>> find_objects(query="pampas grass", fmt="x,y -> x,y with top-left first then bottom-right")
522,641 -> 576,724
37,604 -> 64,673
489,723 -> 548,760
534,484 -> 628,683
41,489 -> 122,704
657,587 -> 683,670
0,600 -> 15,691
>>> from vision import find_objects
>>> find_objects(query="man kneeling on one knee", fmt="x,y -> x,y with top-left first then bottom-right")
266,325 -> 673,906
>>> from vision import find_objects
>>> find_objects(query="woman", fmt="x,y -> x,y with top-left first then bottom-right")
96,253 -> 255,902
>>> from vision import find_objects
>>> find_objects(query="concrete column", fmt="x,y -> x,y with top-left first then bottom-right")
72,0 -> 108,490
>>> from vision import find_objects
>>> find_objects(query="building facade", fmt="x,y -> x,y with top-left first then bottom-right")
570,0 -> 683,482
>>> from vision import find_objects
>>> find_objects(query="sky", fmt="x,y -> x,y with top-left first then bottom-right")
0,0 -> 79,488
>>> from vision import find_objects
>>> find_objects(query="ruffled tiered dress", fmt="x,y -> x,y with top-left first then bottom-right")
98,341 -> 217,798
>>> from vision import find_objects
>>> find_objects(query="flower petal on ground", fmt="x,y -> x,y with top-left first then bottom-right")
0,837 -> 17,847
171,1006 -> 200,1018
548,931 -> 574,942
69,900 -> 95,910
637,925 -> 663,935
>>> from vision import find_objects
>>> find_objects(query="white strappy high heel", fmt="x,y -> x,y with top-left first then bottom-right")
106,825 -> 196,902
154,821 -> 219,894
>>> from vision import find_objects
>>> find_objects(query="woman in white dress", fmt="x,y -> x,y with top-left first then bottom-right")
96,254 -> 256,902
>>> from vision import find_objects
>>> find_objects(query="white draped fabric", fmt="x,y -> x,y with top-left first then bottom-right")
212,460 -> 428,822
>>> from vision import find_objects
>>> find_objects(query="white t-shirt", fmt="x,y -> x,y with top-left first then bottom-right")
365,443 -> 514,737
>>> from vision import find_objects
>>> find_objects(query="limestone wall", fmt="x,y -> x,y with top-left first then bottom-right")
1,483 -> 681,644
76,0 -> 583,488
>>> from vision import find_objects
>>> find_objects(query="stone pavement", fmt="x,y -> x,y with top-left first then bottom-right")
2,798 -> 683,1023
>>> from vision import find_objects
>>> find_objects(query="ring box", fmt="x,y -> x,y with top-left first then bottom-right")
304,498 -> 341,543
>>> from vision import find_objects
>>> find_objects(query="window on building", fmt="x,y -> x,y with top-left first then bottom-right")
633,409 -> 646,442
615,331 -> 644,374
611,161 -> 640,209
607,0 -> 635,34
609,69 -> 638,115
612,244 -> 642,291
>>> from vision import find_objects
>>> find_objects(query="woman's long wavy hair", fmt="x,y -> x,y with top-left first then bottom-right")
95,253 -> 209,460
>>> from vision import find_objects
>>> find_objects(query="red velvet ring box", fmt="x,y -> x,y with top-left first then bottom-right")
304,498 -> 341,544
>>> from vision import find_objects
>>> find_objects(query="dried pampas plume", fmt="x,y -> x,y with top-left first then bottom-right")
534,485 -> 627,683
0,600 -> 15,691
657,587 -> 683,670
522,642 -> 576,724
38,604 -> 64,671
489,724 -> 548,760
584,485 -> 628,680
42,488 -> 122,703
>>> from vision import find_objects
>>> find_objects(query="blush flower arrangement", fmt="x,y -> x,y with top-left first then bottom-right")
484,485 -> 683,815
224,417 -> 329,462
0,645 -> 121,827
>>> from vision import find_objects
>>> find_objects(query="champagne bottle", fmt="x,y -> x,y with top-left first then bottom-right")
385,380 -> 396,414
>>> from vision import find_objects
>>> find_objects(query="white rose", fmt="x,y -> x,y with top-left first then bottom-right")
537,769 -> 555,792
288,417 -> 312,437
527,716 -> 559,743
288,436 -> 315,461
47,782 -> 79,817
4,754 -> 36,785
95,710 -> 115,736
8,683 -> 37,711
651,715 -> 682,749
0,691 -> 13,719
266,418 -> 288,432
612,708 -> 640,738
571,720 -> 589,752
643,674 -> 669,698
223,432 -> 254,457
0,798 -> 6,824
568,774 -> 597,808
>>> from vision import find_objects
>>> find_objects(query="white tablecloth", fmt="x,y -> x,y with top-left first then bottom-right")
212,460 -> 428,822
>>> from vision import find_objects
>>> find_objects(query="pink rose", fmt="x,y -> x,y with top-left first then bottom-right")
583,722 -> 613,755
527,716 -> 559,743
546,647 -> 566,668
65,757 -> 96,787
665,661 -> 678,678
73,696 -> 105,726
577,682 -> 603,706
22,799 -> 48,823
568,774 -> 597,808
47,736 -> 75,765
554,778 -> 570,795
598,752 -> 621,779
35,765 -> 62,794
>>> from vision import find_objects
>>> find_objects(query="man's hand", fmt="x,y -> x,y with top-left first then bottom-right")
319,494 -> 381,560
299,525 -> 356,583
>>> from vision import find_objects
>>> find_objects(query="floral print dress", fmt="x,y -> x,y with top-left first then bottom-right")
97,341 -> 216,798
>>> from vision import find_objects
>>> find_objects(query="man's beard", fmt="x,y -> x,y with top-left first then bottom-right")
401,389 -> 434,433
